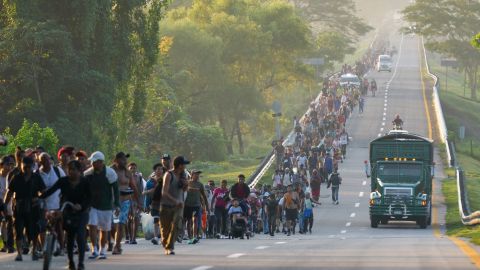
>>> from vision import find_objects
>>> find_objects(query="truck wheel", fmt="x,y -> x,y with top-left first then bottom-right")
380,219 -> 389,225
370,216 -> 379,228
418,217 -> 428,229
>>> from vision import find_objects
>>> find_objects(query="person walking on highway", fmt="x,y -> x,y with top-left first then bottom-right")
160,156 -> 189,255
327,170 -> 342,205
283,185 -> 299,236
230,174 -> 250,213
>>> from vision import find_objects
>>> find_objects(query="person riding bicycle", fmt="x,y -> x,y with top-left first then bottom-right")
392,114 -> 404,129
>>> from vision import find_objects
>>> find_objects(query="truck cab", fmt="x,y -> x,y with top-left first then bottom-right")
369,131 -> 433,228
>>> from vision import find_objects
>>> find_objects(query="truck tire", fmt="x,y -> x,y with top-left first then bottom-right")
418,217 -> 428,229
370,216 -> 379,228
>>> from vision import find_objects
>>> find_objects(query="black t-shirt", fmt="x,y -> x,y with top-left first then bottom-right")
41,176 -> 90,213
8,172 -> 45,201
266,198 -> 278,216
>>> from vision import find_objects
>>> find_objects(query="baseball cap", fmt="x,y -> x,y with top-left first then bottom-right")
238,174 -> 246,179
88,151 -> 105,163
191,169 -> 202,174
115,152 -> 130,160
162,154 -> 171,160
57,147 -> 74,160
76,150 -> 88,158
173,156 -> 190,167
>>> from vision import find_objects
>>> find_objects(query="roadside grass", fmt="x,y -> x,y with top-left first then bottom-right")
427,52 -> 480,245
442,153 -> 480,245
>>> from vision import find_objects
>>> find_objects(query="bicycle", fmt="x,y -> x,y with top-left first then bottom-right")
43,201 -> 74,270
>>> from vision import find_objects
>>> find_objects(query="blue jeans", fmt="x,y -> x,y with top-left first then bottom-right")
262,210 -> 269,233
332,186 -> 339,202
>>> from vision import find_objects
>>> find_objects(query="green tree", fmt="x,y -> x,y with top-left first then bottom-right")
473,33 -> 480,49
0,119 -> 59,156
402,0 -> 480,100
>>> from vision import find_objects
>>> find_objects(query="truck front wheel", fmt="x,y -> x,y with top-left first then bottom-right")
418,217 -> 428,229
370,216 -> 379,228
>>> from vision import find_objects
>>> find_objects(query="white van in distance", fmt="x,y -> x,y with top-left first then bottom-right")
377,55 -> 392,72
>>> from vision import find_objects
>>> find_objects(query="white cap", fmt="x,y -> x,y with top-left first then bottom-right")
88,151 -> 105,163
264,192 -> 270,197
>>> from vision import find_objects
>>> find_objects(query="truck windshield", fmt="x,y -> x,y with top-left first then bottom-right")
377,163 -> 422,182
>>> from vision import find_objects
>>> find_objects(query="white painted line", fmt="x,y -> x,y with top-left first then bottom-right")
341,230 -> 347,234
255,246 -> 270,250
362,180 -> 367,186
192,266 -> 213,270
384,107 -> 387,111
275,241 -> 287,245
355,203 -> 360,208
382,122 -> 385,126
383,112 -> 386,116
359,192 -> 364,197
382,117 -> 386,121
328,235 -> 335,238
380,128 -> 384,132
346,222 -> 351,227
350,213 -> 356,218
378,133 -> 382,137
227,253 -> 246,259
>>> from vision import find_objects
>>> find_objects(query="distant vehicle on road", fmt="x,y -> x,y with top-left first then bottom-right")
369,130 -> 434,229
377,54 -> 392,72
339,73 -> 361,88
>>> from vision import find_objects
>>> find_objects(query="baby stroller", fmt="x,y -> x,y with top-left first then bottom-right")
228,204 -> 250,240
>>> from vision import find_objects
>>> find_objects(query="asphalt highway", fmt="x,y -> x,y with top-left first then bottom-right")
1,16 -> 478,270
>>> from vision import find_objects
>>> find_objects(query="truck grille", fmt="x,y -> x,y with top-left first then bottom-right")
384,187 -> 412,196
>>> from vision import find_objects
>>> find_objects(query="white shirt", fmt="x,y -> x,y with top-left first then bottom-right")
84,166 -> 118,184
297,155 -> 307,168
39,165 -> 66,210
272,174 -> 282,188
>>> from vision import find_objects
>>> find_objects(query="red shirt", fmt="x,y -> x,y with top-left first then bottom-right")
213,187 -> 229,208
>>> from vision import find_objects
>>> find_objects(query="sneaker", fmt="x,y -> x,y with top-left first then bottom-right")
0,247 -> 7,252
98,253 -> 107,260
88,252 -> 99,260
287,231 -> 291,236
77,263 -> 85,270
31,253 -> 39,261
270,233 -> 274,236
68,261 -> 76,270
107,243 -> 113,252
130,240 -> 137,245
8,247 -> 15,254
22,247 -> 29,255
124,240 -> 130,244
192,238 -> 199,244
336,201 -> 340,205
15,254 -> 22,261
151,238 -> 159,245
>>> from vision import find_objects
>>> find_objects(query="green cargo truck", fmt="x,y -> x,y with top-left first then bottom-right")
369,130 -> 434,229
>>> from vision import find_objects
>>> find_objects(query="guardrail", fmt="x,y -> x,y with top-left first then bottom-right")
422,38 -> 479,225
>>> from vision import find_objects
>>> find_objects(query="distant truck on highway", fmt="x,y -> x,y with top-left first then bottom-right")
377,54 -> 392,72
369,130 -> 434,228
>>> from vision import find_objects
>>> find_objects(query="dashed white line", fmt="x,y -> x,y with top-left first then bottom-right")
362,180 -> 367,186
341,230 -> 347,234
275,241 -> 287,245
382,117 -> 386,121
380,128 -> 384,132
382,122 -> 385,126
378,133 -> 382,137
346,222 -> 351,227
355,203 -> 360,208
383,112 -> 386,116
227,253 -> 246,259
328,235 -> 335,238
192,266 -> 213,270
359,192 -> 364,197
384,107 -> 387,111
255,246 -> 270,250
350,213 -> 356,218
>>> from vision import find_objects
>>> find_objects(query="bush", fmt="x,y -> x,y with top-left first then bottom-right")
0,119 -> 59,156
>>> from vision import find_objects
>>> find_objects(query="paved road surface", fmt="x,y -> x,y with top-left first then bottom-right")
1,17 -> 478,270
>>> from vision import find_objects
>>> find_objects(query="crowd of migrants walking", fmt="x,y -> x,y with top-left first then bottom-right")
0,60 -> 374,269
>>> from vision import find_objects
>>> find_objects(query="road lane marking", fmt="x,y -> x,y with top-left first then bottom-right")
378,133 -> 381,137
382,117 -> 386,121
449,237 -> 480,268
355,203 -> 360,208
362,181 -> 367,186
381,122 -> 385,126
359,192 -> 364,197
227,253 -> 245,258
380,127 -> 384,132
328,235 -> 335,238
346,222 -> 351,227
275,241 -> 286,245
192,266 -> 213,270
255,246 -> 270,250
350,213 -> 356,218
341,230 -> 347,234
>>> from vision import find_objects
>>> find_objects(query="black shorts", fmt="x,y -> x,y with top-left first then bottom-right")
183,206 -> 201,220
286,209 -> 298,221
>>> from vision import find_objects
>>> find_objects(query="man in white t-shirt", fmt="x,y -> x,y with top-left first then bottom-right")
38,152 -> 66,255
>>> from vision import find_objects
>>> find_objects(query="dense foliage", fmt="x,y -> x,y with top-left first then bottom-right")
0,0 -> 370,162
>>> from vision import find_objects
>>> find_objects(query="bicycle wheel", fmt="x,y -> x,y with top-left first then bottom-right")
43,233 -> 55,270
